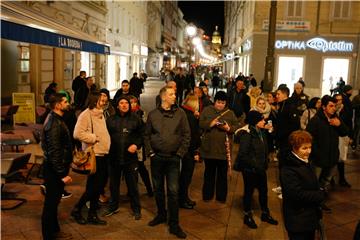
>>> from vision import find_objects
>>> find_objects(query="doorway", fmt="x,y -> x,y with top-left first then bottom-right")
321,58 -> 350,97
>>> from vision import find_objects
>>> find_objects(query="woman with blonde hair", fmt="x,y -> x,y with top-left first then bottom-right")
179,93 -> 202,209
251,96 -> 272,119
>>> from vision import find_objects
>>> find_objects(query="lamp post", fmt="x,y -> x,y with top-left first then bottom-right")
186,24 -> 197,71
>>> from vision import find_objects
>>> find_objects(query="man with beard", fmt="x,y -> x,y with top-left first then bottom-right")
41,93 -> 73,240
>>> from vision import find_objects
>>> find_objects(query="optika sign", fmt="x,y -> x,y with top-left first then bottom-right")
275,37 -> 353,52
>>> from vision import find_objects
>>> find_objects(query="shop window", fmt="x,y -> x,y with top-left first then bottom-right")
277,56 -> 304,90
286,1 -> 303,18
331,1 -> 351,19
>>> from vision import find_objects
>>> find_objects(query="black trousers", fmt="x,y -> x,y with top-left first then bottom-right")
242,169 -> 269,213
202,159 -> 228,202
138,161 -> 153,193
108,161 -> 141,213
42,165 -> 65,240
151,155 -> 181,228
75,156 -> 108,213
287,230 -> 315,240
179,151 -> 195,202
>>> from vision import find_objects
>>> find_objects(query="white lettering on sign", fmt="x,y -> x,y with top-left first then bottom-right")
58,36 -> 82,50
275,37 -> 353,52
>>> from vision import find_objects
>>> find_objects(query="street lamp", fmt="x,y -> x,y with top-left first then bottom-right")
186,24 -> 197,37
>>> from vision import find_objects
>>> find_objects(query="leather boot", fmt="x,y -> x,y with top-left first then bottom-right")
87,211 -> 107,225
337,161 -> 351,187
244,213 -> 257,229
71,207 -> 87,225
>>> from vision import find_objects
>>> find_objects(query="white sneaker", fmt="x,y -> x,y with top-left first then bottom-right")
272,186 -> 282,194
278,194 -> 283,199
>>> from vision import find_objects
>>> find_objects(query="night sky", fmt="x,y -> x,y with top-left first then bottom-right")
178,1 -> 224,37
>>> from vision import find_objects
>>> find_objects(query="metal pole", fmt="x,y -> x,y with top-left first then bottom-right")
263,1 -> 277,92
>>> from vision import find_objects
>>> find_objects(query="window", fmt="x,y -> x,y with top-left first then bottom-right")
277,56 -> 304,90
331,1 -> 351,19
18,45 -> 30,72
286,1 -> 303,18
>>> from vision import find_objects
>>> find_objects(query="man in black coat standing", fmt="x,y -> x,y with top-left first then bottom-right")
145,86 -> 191,239
306,95 -> 348,212
130,72 -> 144,100
41,93 -> 73,240
228,78 -> 250,126
72,71 -> 86,97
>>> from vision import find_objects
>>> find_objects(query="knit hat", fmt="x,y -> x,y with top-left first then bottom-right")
246,110 -> 264,126
343,85 -> 352,93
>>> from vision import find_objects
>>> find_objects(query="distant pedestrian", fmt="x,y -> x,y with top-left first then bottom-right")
130,72 -> 144,100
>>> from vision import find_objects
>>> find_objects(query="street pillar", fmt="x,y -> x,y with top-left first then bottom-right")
263,1 -> 277,92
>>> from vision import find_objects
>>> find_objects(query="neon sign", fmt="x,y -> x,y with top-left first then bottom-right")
275,37 -> 353,52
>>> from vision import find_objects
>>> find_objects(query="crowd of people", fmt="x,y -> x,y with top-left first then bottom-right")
40,69 -> 360,240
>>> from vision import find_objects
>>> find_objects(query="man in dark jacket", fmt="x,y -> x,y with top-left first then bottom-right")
113,80 -> 132,105
276,86 -> 300,167
74,76 -> 96,111
228,78 -> 250,126
130,72 -> 144,100
41,93 -> 73,240
145,86 -> 191,239
174,67 -> 186,104
72,71 -> 86,98
306,95 -> 348,211
104,96 -> 143,220
289,82 -> 309,117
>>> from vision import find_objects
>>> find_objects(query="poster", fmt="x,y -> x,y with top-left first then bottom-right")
12,92 -> 35,124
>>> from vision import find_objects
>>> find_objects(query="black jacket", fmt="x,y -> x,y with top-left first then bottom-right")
41,111 -> 72,179
235,125 -> 268,173
107,100 -> 144,165
228,89 -> 250,118
306,109 -> 348,168
182,107 -> 201,153
280,152 -> 325,233
276,98 -> 300,146
145,105 -> 190,158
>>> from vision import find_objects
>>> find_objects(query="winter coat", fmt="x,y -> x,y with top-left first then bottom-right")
42,111 -> 72,179
289,92 -> 309,116
276,98 -> 300,146
280,152 -> 325,233
199,105 -> 239,160
235,125 -> 268,173
145,105 -> 190,158
74,108 -> 111,156
306,109 -> 348,168
107,109 -> 144,165
228,89 -> 251,118
182,106 -> 201,153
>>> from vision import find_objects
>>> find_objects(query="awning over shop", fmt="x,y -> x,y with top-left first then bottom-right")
1,20 -> 110,55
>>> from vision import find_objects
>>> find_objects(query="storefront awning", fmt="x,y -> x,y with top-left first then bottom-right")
1,20 -> 110,55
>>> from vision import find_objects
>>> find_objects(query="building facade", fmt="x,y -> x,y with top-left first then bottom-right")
106,1 -> 148,91
1,1 -> 109,105
224,1 -> 360,97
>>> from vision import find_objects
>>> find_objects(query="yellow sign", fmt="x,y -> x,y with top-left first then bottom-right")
12,93 -> 36,124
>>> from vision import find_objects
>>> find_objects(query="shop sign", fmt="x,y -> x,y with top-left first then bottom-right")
275,37 -> 354,52
12,93 -> 35,124
263,20 -> 310,32
58,36 -> 82,50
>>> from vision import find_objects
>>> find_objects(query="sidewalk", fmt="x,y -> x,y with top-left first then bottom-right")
1,148 -> 360,239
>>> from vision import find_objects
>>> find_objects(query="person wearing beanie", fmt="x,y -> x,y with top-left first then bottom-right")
234,110 -> 278,229
199,91 -> 239,204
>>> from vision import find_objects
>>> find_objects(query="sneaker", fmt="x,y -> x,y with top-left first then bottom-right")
148,215 -> 167,226
40,184 -> 46,195
272,186 -> 282,194
169,225 -> 187,239
277,194 -> 283,199
261,213 -> 278,225
103,207 -> 120,217
62,191 -> 72,199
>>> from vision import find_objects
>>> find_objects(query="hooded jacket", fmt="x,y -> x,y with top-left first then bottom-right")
145,104 -> 190,158
106,96 -> 144,165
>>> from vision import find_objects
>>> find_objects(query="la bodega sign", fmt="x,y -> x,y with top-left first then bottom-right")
275,37 -> 353,52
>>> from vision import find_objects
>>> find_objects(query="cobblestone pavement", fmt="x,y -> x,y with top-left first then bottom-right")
2,79 -> 360,240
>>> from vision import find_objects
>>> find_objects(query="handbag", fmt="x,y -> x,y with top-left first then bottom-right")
71,114 -> 97,175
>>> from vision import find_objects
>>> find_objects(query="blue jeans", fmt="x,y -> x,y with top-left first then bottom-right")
150,154 -> 180,228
